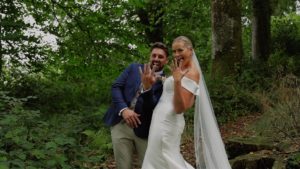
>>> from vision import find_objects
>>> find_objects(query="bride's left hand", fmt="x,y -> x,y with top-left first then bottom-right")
171,58 -> 189,82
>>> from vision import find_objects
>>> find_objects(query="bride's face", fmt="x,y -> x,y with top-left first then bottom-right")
172,41 -> 192,69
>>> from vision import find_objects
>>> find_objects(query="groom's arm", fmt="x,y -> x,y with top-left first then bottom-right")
138,82 -> 163,112
111,64 -> 134,113
133,83 -> 162,138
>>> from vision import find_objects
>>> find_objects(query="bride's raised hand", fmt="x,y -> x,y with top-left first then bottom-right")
171,58 -> 189,83
139,63 -> 157,90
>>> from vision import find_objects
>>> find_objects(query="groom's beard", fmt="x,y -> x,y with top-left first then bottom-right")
151,65 -> 159,72
151,64 -> 165,72
151,60 -> 164,72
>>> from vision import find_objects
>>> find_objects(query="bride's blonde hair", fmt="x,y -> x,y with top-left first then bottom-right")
173,36 -> 193,49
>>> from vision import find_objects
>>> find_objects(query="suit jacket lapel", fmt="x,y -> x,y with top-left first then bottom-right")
134,64 -> 142,94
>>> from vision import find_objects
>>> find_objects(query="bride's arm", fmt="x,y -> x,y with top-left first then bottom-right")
173,81 -> 194,113
173,70 -> 199,114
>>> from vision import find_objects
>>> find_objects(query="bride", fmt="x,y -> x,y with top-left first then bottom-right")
140,36 -> 231,169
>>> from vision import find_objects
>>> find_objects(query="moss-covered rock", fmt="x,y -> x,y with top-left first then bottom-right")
229,149 -> 289,169
225,136 -> 276,159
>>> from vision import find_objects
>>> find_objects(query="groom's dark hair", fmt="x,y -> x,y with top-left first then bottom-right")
150,42 -> 169,57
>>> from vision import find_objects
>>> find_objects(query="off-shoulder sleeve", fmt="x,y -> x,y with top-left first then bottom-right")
181,76 -> 200,95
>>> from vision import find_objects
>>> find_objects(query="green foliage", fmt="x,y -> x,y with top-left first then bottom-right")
268,50 -> 300,76
238,61 -> 274,90
241,18 -> 252,60
163,0 -> 212,66
253,75 -> 300,142
0,92 -> 112,168
82,129 -> 112,152
207,75 -> 260,123
271,0 -> 299,16
271,14 -> 300,55
3,70 -> 111,113
270,13 -> 300,75
287,152 -> 300,169
1,0 -> 299,167
0,0 -> 48,76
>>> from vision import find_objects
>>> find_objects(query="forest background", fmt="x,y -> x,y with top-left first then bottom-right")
0,0 -> 299,168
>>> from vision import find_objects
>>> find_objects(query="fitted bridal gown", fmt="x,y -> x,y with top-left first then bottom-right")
142,76 -> 199,169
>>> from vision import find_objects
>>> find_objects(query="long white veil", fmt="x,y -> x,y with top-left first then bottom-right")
193,51 -> 231,169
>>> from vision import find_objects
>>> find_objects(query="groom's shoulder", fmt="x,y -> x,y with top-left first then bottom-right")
130,63 -> 142,67
127,63 -> 143,70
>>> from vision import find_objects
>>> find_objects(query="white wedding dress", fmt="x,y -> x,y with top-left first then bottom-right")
141,76 -> 199,169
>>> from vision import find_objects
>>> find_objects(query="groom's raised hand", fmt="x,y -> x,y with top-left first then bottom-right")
139,63 -> 157,90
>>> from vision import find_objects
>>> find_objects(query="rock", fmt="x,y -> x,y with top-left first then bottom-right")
225,136 -> 277,159
230,150 -> 284,169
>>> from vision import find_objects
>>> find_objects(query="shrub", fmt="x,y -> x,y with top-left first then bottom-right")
271,14 -> 300,76
206,75 -> 260,123
254,74 -> 300,143
0,91 -> 111,168
287,152 -> 300,169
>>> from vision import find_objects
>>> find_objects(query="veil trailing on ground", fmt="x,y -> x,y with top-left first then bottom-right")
192,51 -> 231,169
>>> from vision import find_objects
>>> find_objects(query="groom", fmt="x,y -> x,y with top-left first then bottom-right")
103,42 -> 169,169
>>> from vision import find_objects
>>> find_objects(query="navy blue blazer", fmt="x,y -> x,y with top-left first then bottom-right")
103,63 -> 163,138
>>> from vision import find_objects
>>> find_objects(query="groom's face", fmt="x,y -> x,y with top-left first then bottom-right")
149,48 -> 168,72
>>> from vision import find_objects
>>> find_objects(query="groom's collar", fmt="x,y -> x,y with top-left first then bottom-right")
155,70 -> 163,76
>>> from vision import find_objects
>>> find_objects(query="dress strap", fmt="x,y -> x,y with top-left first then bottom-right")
181,76 -> 200,95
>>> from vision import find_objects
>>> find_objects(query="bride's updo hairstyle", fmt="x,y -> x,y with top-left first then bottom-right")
173,36 -> 193,49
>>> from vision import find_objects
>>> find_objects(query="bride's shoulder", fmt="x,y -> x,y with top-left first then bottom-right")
185,68 -> 200,84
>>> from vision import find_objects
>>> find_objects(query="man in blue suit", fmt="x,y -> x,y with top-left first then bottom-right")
103,42 -> 169,169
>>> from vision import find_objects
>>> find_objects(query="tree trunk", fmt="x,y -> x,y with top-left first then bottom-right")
252,0 -> 271,61
211,0 -> 243,77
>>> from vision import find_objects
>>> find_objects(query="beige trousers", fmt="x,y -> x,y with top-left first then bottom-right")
111,121 -> 147,169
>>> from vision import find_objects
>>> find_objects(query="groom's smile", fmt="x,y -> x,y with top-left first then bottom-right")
150,48 -> 168,72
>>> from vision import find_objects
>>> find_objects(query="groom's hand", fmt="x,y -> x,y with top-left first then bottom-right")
139,63 -> 157,90
122,109 -> 141,128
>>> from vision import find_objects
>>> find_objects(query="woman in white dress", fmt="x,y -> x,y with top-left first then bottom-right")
141,36 -> 231,169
